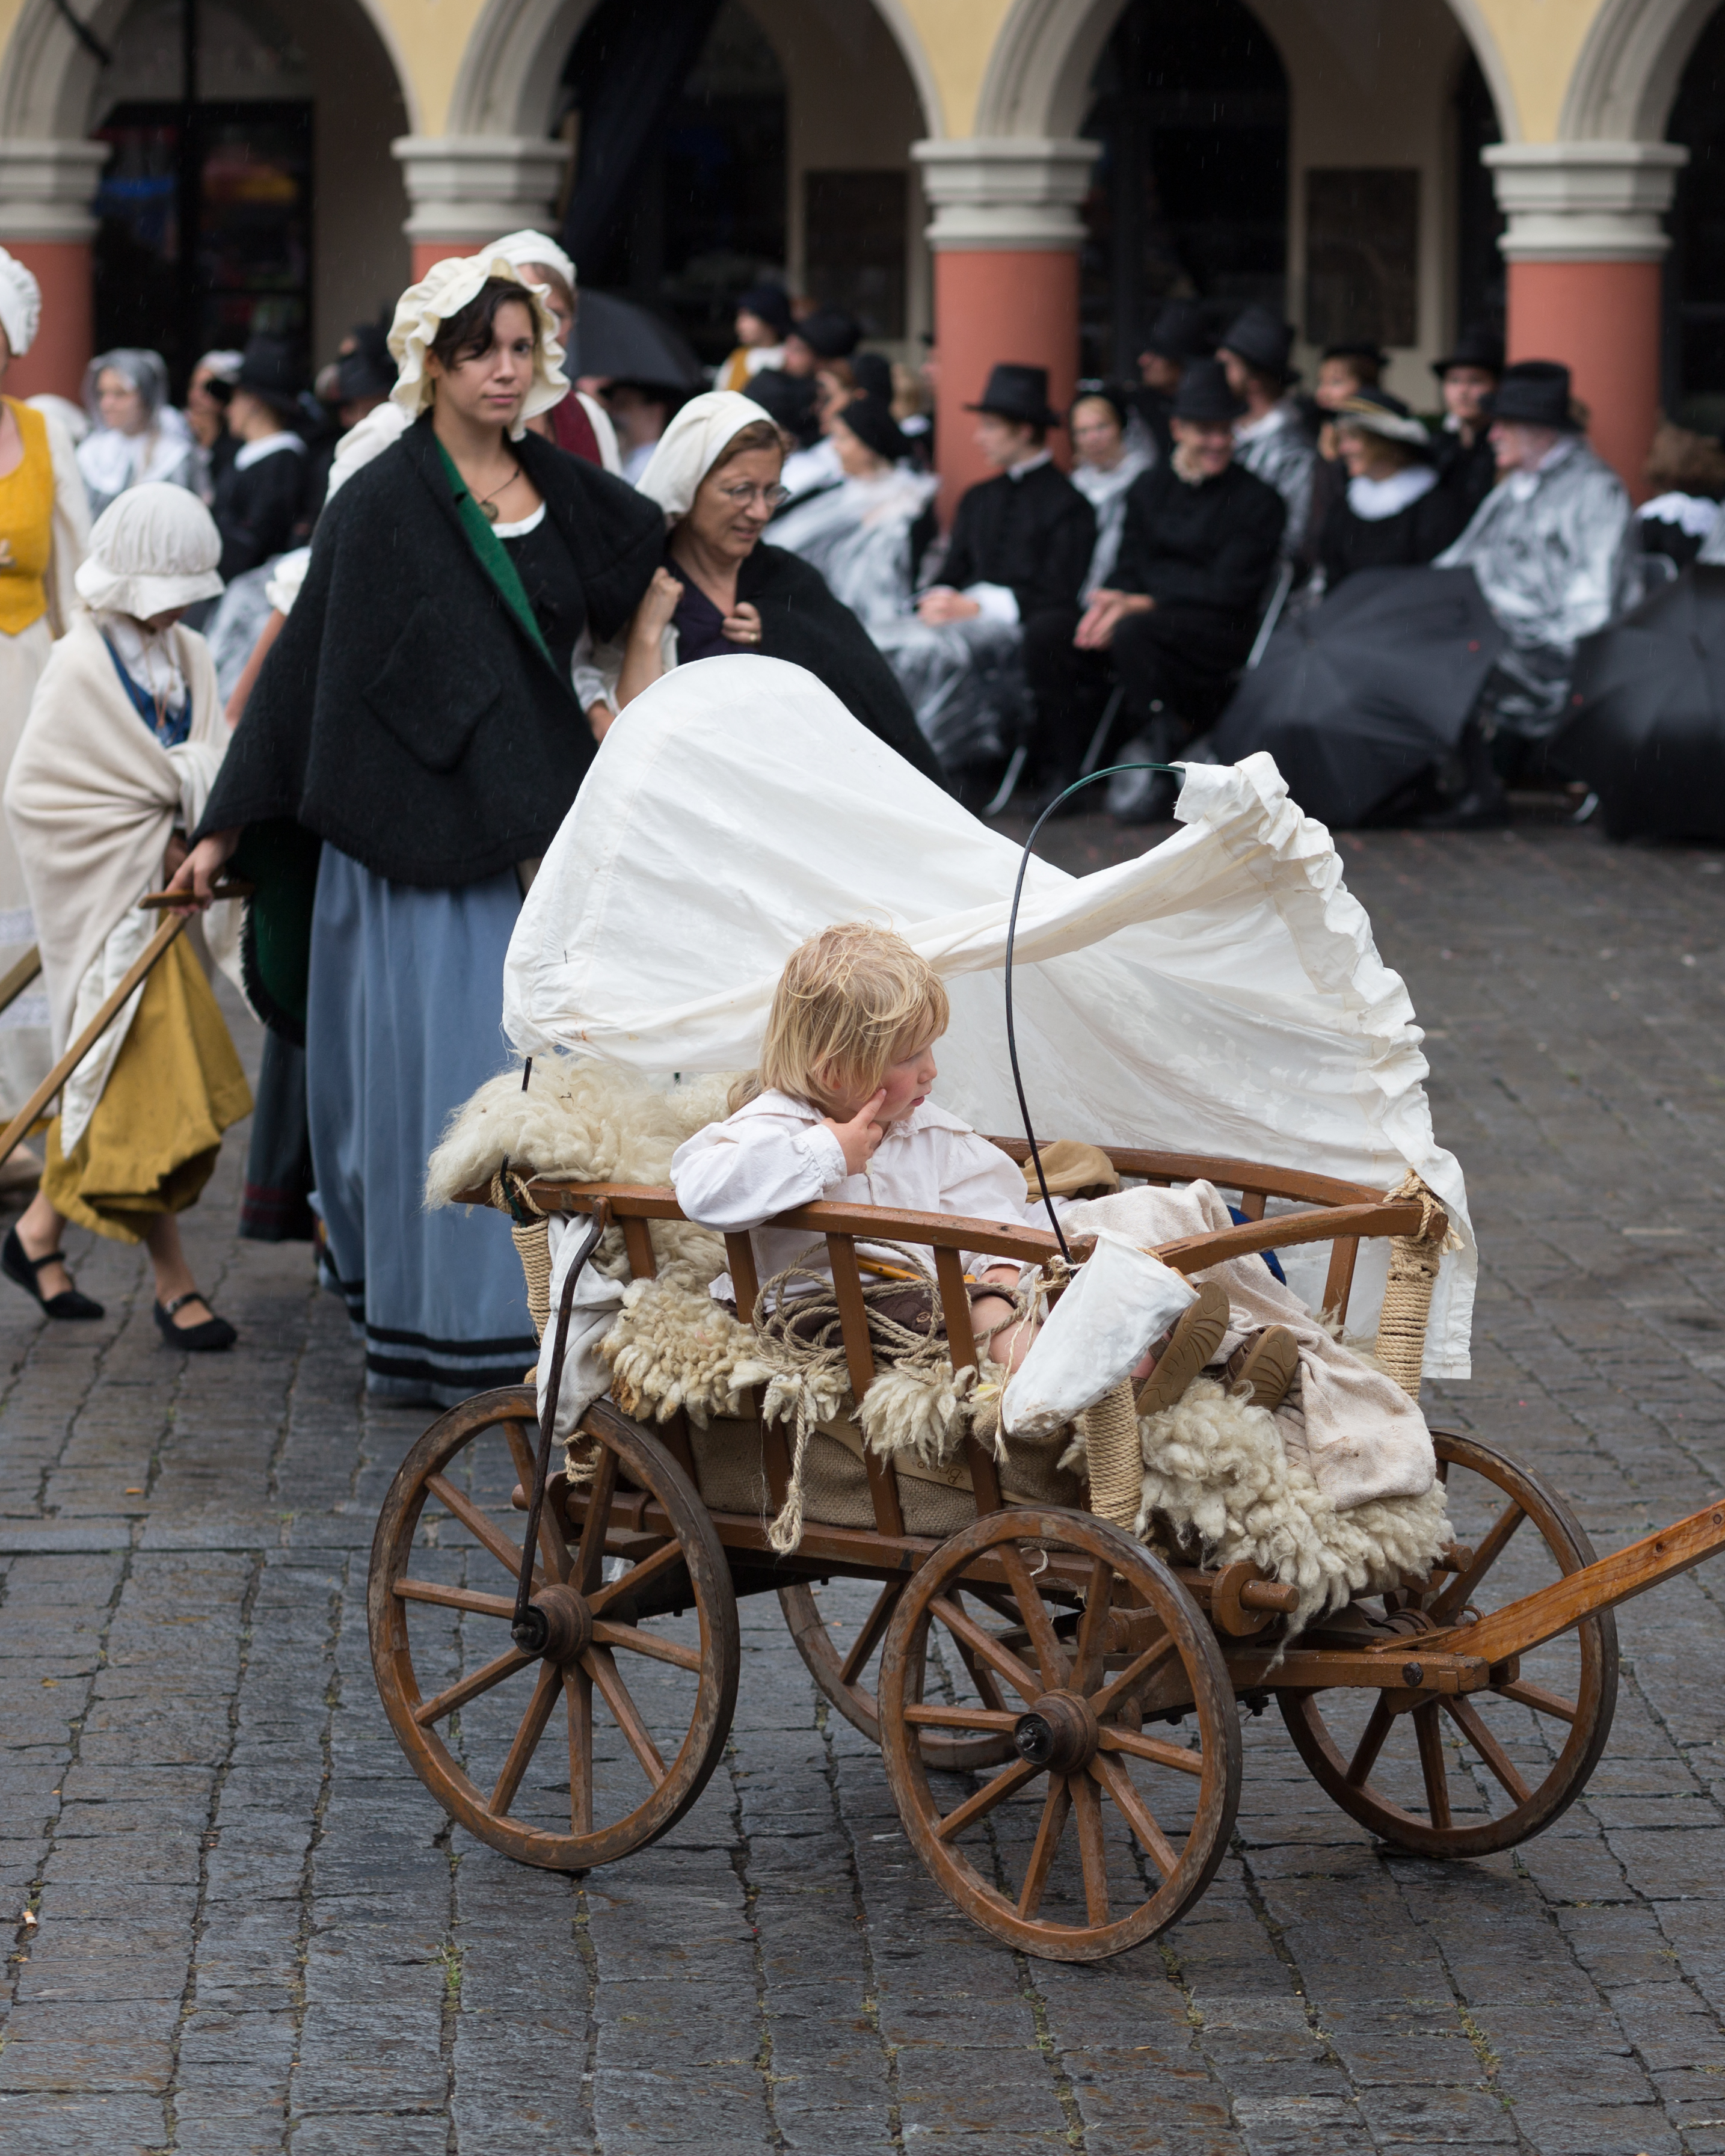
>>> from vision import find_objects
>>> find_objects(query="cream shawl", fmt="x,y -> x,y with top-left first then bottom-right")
4,608 -> 241,1146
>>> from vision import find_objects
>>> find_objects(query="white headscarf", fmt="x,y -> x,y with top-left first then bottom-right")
0,247 -> 40,361
387,252 -> 568,438
636,389 -> 778,521
486,229 -> 577,295
74,482 -> 224,619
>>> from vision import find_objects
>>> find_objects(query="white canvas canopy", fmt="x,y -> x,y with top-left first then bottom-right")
503,656 -> 1474,1378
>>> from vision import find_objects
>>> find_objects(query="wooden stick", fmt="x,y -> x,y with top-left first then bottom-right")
0,914 -> 187,1170
0,947 -> 41,1021
137,876 -> 254,911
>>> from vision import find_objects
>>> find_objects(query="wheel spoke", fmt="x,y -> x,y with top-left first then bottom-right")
1089,1632 -> 1178,1723
1412,1701 -> 1452,1828
933,1755 -> 1039,1842
583,1644 -> 667,1786
587,1535 -> 684,1617
489,1658 -> 563,1816
902,1704 -> 1017,1732
576,1445 -> 621,1596
1069,1559 -> 1115,1697
1096,1726 -> 1204,1776
929,1596 -> 1042,1706
1427,1500 -> 1525,1624
502,1418 -> 572,1584
1443,1695 -> 1533,1806
426,1472 -> 540,1589
395,1577 -> 515,1620
1495,1677 -> 1578,1725
590,1620 -> 702,1671
996,1541 -> 1068,1690
838,1582 -> 903,1686
1016,1777 -> 1072,1918
413,1642 -> 535,1727
565,1664 -> 593,1835
1345,1697 -> 1397,1788
1090,1752 -> 1178,1878
1070,1769 -> 1110,1924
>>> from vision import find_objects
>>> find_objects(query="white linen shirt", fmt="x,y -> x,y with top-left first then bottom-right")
669,1087 -> 1044,1304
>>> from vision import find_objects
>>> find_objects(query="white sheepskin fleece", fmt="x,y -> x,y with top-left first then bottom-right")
1065,1376 -> 1453,1627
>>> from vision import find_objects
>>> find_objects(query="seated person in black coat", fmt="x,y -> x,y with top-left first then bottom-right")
1128,299 -> 1212,462
212,334 -> 309,581
1430,325 -> 1502,521
1073,359 -> 1285,787
1318,389 -> 1468,592
917,363 -> 1095,793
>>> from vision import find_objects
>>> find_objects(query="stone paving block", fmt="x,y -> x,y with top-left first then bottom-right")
0,2089 -> 167,2154
1353,2081 -> 1516,2143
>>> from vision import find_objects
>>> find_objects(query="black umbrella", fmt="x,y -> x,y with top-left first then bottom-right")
1555,564 -> 1725,842
1209,567 -> 1504,827
570,289 -> 705,389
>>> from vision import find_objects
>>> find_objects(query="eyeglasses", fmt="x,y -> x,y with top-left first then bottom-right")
716,481 -> 791,509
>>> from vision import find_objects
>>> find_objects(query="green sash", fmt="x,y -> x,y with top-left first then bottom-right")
435,440 -> 554,668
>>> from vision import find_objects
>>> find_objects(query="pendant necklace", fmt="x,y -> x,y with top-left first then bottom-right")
476,465 -> 523,523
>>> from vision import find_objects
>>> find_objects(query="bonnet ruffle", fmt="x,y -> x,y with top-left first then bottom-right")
387,251 -> 568,438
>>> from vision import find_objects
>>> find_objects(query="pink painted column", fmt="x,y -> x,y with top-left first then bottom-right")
0,142 -> 109,396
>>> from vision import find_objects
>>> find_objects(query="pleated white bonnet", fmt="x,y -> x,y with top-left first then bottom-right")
387,252 -> 568,437
0,247 -> 41,362
75,482 -> 224,618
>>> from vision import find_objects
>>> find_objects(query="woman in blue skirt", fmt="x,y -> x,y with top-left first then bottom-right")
169,253 -> 662,1403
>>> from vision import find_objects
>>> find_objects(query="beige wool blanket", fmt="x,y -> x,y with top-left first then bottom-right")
4,608 -> 241,1147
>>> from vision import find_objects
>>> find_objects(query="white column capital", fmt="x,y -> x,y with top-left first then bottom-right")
391,135 -> 570,245
911,138 -> 1098,252
1484,140 -> 1688,263
0,140 -> 109,245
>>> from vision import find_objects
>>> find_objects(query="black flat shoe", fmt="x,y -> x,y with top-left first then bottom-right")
2,1224 -> 103,1320
154,1292 -> 236,1353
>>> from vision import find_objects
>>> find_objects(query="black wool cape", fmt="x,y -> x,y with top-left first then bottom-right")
734,542 -> 947,786
198,416 -> 663,888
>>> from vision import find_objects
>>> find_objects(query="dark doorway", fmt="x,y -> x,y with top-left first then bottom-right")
1666,2 -> 1725,428
562,0 -> 786,367
93,100 -> 312,390
1454,49 -> 1505,349
1079,0 -> 1289,381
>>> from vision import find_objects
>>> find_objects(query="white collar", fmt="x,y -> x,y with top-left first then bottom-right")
234,431 -> 305,470
731,1086 -> 972,1138
1504,435 -> 1577,503
1004,450 -> 1051,482
1346,464 -> 1438,521
97,610 -> 187,705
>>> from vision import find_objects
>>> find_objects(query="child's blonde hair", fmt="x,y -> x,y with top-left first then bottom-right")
731,922 -> 949,1116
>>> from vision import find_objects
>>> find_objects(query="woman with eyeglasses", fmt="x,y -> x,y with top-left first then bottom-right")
578,390 -> 944,783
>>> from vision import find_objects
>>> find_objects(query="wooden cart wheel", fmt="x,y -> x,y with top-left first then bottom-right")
1281,1428 -> 1618,1859
368,1388 -> 739,1872
876,1508 -> 1242,1962
778,1580 -> 1015,1771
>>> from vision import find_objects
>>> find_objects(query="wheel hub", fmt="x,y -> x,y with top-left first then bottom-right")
512,1582 -> 592,1663
1013,1689 -> 1100,1773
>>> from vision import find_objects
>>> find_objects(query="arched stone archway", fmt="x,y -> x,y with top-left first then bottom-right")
1560,0 -> 1723,143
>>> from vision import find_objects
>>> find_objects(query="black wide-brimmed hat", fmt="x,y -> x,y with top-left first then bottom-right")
1322,339 -> 1388,372
1170,358 -> 1245,425
787,309 -> 860,360
966,362 -> 1062,428
737,281 -> 793,338
837,392 -> 909,465
1142,298 -> 1213,363
850,351 -> 893,404
1218,304 -> 1297,385
1432,322 -> 1505,379
746,366 -> 820,446
235,333 -> 303,416
1484,359 -> 1579,432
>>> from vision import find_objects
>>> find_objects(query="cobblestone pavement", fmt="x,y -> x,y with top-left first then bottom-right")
3,815 -> 1725,2155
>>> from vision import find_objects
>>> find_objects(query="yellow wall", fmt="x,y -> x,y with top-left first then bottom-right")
1464,0 -> 1605,141
890,0 -> 1015,137
355,0 -> 485,137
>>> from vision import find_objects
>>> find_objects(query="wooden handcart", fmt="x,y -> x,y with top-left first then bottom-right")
367,1146 -> 1725,1962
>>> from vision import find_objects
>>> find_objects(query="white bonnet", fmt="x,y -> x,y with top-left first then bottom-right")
0,247 -> 41,361
636,389 -> 780,522
487,229 -> 577,295
75,482 -> 224,618
387,253 -> 568,435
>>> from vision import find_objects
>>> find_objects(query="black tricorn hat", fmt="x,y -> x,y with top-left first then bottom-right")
1170,358 -> 1245,425
1218,304 -> 1297,385
1432,322 -> 1505,379
1484,358 -> 1579,432
235,333 -> 304,415
965,362 -> 1062,428
1142,298 -> 1213,363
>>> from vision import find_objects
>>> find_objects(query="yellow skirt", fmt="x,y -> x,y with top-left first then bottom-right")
43,936 -> 254,1244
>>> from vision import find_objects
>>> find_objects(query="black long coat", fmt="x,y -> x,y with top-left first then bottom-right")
940,461 -> 1096,622
200,414 -> 663,889
1108,458 -> 1287,673
1318,475 -> 1469,592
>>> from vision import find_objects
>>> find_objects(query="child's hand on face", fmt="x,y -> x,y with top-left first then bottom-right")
823,1089 -> 889,1176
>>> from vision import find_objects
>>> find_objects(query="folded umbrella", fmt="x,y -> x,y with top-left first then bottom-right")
1555,564 -> 1725,842
1208,567 -> 1504,828
569,289 -> 705,390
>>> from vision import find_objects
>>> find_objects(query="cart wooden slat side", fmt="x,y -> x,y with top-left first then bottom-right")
367,1144 -> 1725,1960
